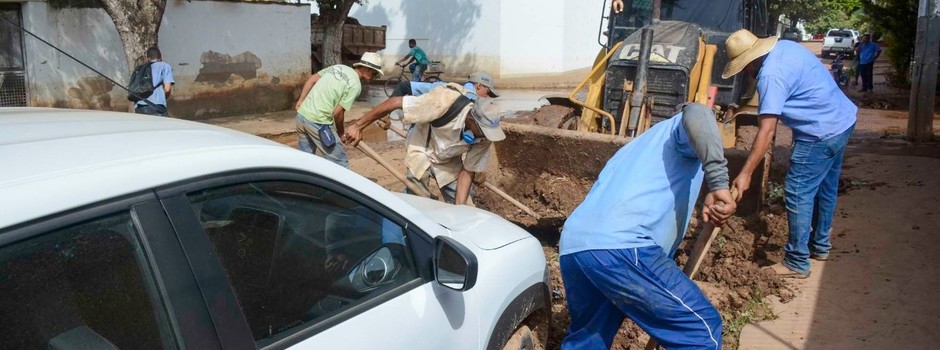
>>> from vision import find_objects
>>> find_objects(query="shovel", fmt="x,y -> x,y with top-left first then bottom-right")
355,140 -> 433,199
644,189 -> 739,350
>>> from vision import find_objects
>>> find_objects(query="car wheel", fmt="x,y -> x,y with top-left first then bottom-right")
502,325 -> 543,350
822,51 -> 830,59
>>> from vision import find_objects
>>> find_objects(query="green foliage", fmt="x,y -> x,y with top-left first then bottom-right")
863,0 -> 917,80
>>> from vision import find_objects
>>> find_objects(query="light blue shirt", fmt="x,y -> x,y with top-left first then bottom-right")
136,61 -> 174,107
858,42 -> 880,65
410,81 -> 478,100
758,40 -> 857,142
560,113 -> 704,257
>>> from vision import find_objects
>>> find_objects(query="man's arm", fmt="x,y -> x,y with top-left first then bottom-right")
295,73 -> 321,110
397,54 -> 414,66
344,97 -> 404,146
681,103 -> 736,224
333,105 -> 346,137
731,115 -> 777,201
163,82 -> 172,95
455,169 -> 473,205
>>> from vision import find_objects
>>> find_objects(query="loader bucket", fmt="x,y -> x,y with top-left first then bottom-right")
475,122 -> 766,232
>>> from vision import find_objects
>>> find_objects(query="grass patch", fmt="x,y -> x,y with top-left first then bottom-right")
723,288 -> 778,349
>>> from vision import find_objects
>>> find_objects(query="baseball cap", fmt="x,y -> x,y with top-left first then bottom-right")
470,98 -> 505,141
468,71 -> 499,97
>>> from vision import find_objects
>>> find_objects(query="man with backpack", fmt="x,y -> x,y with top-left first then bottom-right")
130,47 -> 174,116
294,52 -> 384,168
344,84 -> 505,205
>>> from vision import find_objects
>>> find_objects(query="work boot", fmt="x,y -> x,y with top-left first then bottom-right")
763,262 -> 810,279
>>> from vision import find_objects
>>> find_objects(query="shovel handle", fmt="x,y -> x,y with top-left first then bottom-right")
481,182 -> 541,219
356,141 -> 432,198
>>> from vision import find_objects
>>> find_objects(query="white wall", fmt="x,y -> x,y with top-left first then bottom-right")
22,0 -> 310,118
349,0 -> 602,79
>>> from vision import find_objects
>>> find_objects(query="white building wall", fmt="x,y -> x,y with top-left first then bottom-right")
349,0 -> 602,80
22,1 -> 310,119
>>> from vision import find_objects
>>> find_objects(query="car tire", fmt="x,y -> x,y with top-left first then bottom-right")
822,51 -> 830,59
502,325 -> 542,350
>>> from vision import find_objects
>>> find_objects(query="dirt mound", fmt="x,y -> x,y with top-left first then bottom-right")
511,105 -> 577,129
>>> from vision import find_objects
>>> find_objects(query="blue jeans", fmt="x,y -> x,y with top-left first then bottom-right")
135,104 -> 167,116
409,63 -> 427,82
560,247 -> 722,350
296,113 -> 349,168
783,125 -> 854,274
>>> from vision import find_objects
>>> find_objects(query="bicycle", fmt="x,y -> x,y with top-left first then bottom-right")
384,62 -> 444,97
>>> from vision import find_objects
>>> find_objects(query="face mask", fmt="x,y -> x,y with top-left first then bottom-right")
462,130 -> 476,144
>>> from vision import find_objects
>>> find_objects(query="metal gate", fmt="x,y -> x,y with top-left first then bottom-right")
1,4 -> 28,107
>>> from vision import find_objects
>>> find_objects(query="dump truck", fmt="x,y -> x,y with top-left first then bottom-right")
483,0 -> 774,225
310,16 -> 387,72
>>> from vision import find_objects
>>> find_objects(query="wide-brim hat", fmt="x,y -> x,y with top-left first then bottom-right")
470,98 -> 505,141
721,29 -> 778,79
353,52 -> 384,77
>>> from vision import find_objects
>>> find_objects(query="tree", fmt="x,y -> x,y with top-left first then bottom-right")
316,0 -> 363,67
98,0 -> 167,71
767,0 -> 826,32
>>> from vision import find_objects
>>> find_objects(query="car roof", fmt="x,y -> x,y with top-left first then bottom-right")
0,108 -> 362,228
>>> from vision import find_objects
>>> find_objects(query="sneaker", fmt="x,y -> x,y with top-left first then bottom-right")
811,252 -> 829,261
763,262 -> 810,279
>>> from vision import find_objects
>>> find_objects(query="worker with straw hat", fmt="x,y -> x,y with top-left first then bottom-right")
722,29 -> 857,279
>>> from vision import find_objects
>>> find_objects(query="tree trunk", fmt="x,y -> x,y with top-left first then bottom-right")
98,0 -> 167,72
318,0 -> 358,67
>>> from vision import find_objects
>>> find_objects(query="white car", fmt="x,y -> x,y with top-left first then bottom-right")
0,108 -> 549,350
822,28 -> 857,58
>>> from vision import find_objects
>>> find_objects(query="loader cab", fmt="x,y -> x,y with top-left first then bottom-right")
600,0 -> 768,127
605,0 -> 769,49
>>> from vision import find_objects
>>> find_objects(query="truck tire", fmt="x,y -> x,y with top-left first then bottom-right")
501,325 -> 542,350
822,50 -> 830,59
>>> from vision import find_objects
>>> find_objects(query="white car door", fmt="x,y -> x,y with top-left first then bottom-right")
183,179 -> 482,350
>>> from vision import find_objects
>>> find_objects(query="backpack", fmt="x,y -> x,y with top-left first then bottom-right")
126,62 -> 161,102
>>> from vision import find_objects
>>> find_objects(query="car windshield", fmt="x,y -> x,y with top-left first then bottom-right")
615,0 -> 744,33
828,30 -> 853,38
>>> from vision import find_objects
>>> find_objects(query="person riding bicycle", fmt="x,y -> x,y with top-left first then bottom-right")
396,39 -> 431,82
389,71 -> 500,101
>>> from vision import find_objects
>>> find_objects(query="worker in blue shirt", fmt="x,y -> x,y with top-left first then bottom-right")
388,71 -> 500,101
560,103 -> 736,350
856,33 -> 882,92
722,30 -> 857,279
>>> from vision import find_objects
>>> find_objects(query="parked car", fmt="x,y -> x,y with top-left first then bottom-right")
0,108 -> 549,350
781,28 -> 802,42
822,28 -> 857,58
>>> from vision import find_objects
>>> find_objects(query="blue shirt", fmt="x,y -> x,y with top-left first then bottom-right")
758,40 -> 857,142
136,61 -> 174,107
410,81 -> 478,100
560,113 -> 705,257
858,42 -> 880,65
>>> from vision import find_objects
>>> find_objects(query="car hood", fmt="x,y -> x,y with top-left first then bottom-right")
394,194 -> 532,250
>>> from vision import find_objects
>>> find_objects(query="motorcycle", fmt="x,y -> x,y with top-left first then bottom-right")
830,53 -> 849,86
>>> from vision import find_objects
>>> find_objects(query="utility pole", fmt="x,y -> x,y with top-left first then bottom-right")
908,0 -> 940,142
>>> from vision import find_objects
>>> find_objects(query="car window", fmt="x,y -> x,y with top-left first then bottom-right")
187,181 -> 420,346
827,30 -> 853,38
0,212 -> 176,349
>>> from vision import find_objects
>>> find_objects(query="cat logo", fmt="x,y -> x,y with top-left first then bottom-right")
619,44 -> 687,63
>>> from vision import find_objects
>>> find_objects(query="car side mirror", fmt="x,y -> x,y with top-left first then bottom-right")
433,236 -> 478,291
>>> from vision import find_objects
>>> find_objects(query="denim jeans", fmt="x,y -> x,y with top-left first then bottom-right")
296,113 -> 349,168
783,125 -> 854,274
409,63 -> 427,82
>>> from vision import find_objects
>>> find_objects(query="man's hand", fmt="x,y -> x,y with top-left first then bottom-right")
703,189 -> 737,226
612,0 -> 624,13
731,174 -> 751,202
344,125 -> 364,147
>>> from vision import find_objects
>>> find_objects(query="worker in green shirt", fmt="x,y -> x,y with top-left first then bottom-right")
396,39 -> 431,82
294,52 -> 384,168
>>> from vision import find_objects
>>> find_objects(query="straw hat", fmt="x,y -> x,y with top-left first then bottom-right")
721,29 -> 778,79
353,52 -> 384,77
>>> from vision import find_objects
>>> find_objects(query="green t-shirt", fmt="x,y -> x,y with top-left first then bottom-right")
298,65 -> 362,124
410,47 -> 430,65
